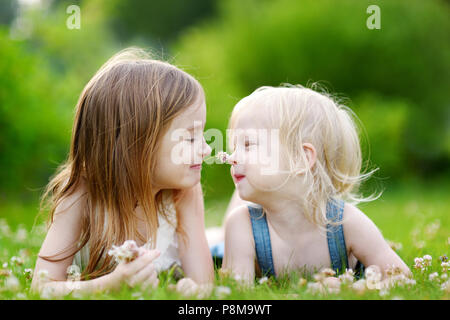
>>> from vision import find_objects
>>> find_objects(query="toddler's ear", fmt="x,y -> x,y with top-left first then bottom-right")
303,143 -> 317,170
296,143 -> 317,175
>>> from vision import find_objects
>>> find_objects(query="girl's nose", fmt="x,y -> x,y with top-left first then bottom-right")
201,139 -> 212,158
228,150 -> 238,165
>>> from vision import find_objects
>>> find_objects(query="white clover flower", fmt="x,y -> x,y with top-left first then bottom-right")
23,268 -> 33,280
40,286 -> 56,300
422,255 -> 432,267
338,269 -> 355,285
440,280 -> 450,293
0,219 -> 12,237
5,275 -> 20,291
414,257 -> 424,270
365,265 -> 382,281
2,262 -> 8,268
429,272 -> 439,281
214,286 -> 232,299
15,226 -> 27,242
306,282 -> 325,295
441,262 -> 449,273
321,277 -> 341,294
10,256 -> 24,266
66,265 -> 81,281
352,279 -> 367,294
108,240 -> 140,264
176,278 -> 199,297
216,151 -> 231,164
414,241 -> 425,249
441,273 -> 448,280
424,220 -> 440,238
37,269 -> 49,281
258,276 -> 268,284
319,268 -> 336,277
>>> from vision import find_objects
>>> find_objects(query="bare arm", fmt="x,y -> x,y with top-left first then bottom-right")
31,189 -> 117,295
31,188 -> 160,297
176,183 -> 214,284
222,205 -> 255,285
343,203 -> 412,277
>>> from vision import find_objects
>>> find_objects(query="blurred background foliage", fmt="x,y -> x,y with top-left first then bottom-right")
0,0 -> 448,208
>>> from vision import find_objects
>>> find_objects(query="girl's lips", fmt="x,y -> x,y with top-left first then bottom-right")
233,174 -> 246,183
190,164 -> 202,170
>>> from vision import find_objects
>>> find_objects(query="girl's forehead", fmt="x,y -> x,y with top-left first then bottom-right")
170,98 -> 206,129
235,106 -> 277,131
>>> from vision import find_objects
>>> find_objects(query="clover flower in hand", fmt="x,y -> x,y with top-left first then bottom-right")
108,240 -> 141,264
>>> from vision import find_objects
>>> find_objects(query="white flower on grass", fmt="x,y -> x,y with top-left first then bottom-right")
108,240 -> 140,264
414,241 -> 425,249
5,275 -> 20,291
441,262 -> 449,273
15,226 -> 27,242
429,272 -> 439,281
2,262 -> 8,268
338,269 -> 355,285
441,273 -> 448,281
175,278 -> 212,299
365,265 -> 382,290
10,256 -> 24,266
214,286 -> 232,299
258,276 -> 268,284
40,286 -> 55,300
441,280 -> 450,293
37,269 -> 49,282
414,257 -> 424,270
352,279 -> 367,294
306,282 -> 325,295
422,255 -> 432,267
0,219 -> 12,237
23,268 -> 33,280
424,220 -> 440,238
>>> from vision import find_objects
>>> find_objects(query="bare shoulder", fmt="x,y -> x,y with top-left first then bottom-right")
224,204 -> 252,231
342,202 -> 380,232
342,202 -> 386,257
52,180 -> 87,221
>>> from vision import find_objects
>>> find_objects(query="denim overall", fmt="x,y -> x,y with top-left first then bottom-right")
249,198 -> 364,277
211,199 -> 364,278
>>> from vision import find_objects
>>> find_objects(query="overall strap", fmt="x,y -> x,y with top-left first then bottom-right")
326,198 -> 349,274
248,205 -> 275,277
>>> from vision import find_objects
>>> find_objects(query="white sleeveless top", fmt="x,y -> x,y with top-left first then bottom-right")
72,191 -> 181,273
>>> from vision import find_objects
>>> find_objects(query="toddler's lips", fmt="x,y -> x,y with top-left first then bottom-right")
233,174 -> 246,183
190,164 -> 202,170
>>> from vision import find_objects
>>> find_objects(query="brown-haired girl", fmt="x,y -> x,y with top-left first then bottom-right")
31,48 -> 213,296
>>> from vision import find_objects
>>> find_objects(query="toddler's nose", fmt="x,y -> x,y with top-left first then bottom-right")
228,151 -> 238,165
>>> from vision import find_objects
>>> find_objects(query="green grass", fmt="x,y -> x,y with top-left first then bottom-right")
0,180 -> 449,300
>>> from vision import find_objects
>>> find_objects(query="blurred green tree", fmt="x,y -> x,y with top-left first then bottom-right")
173,0 -> 450,199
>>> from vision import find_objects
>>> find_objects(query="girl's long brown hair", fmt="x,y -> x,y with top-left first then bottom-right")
39,47 -> 203,279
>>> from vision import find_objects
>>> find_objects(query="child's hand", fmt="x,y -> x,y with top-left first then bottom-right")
109,249 -> 160,291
